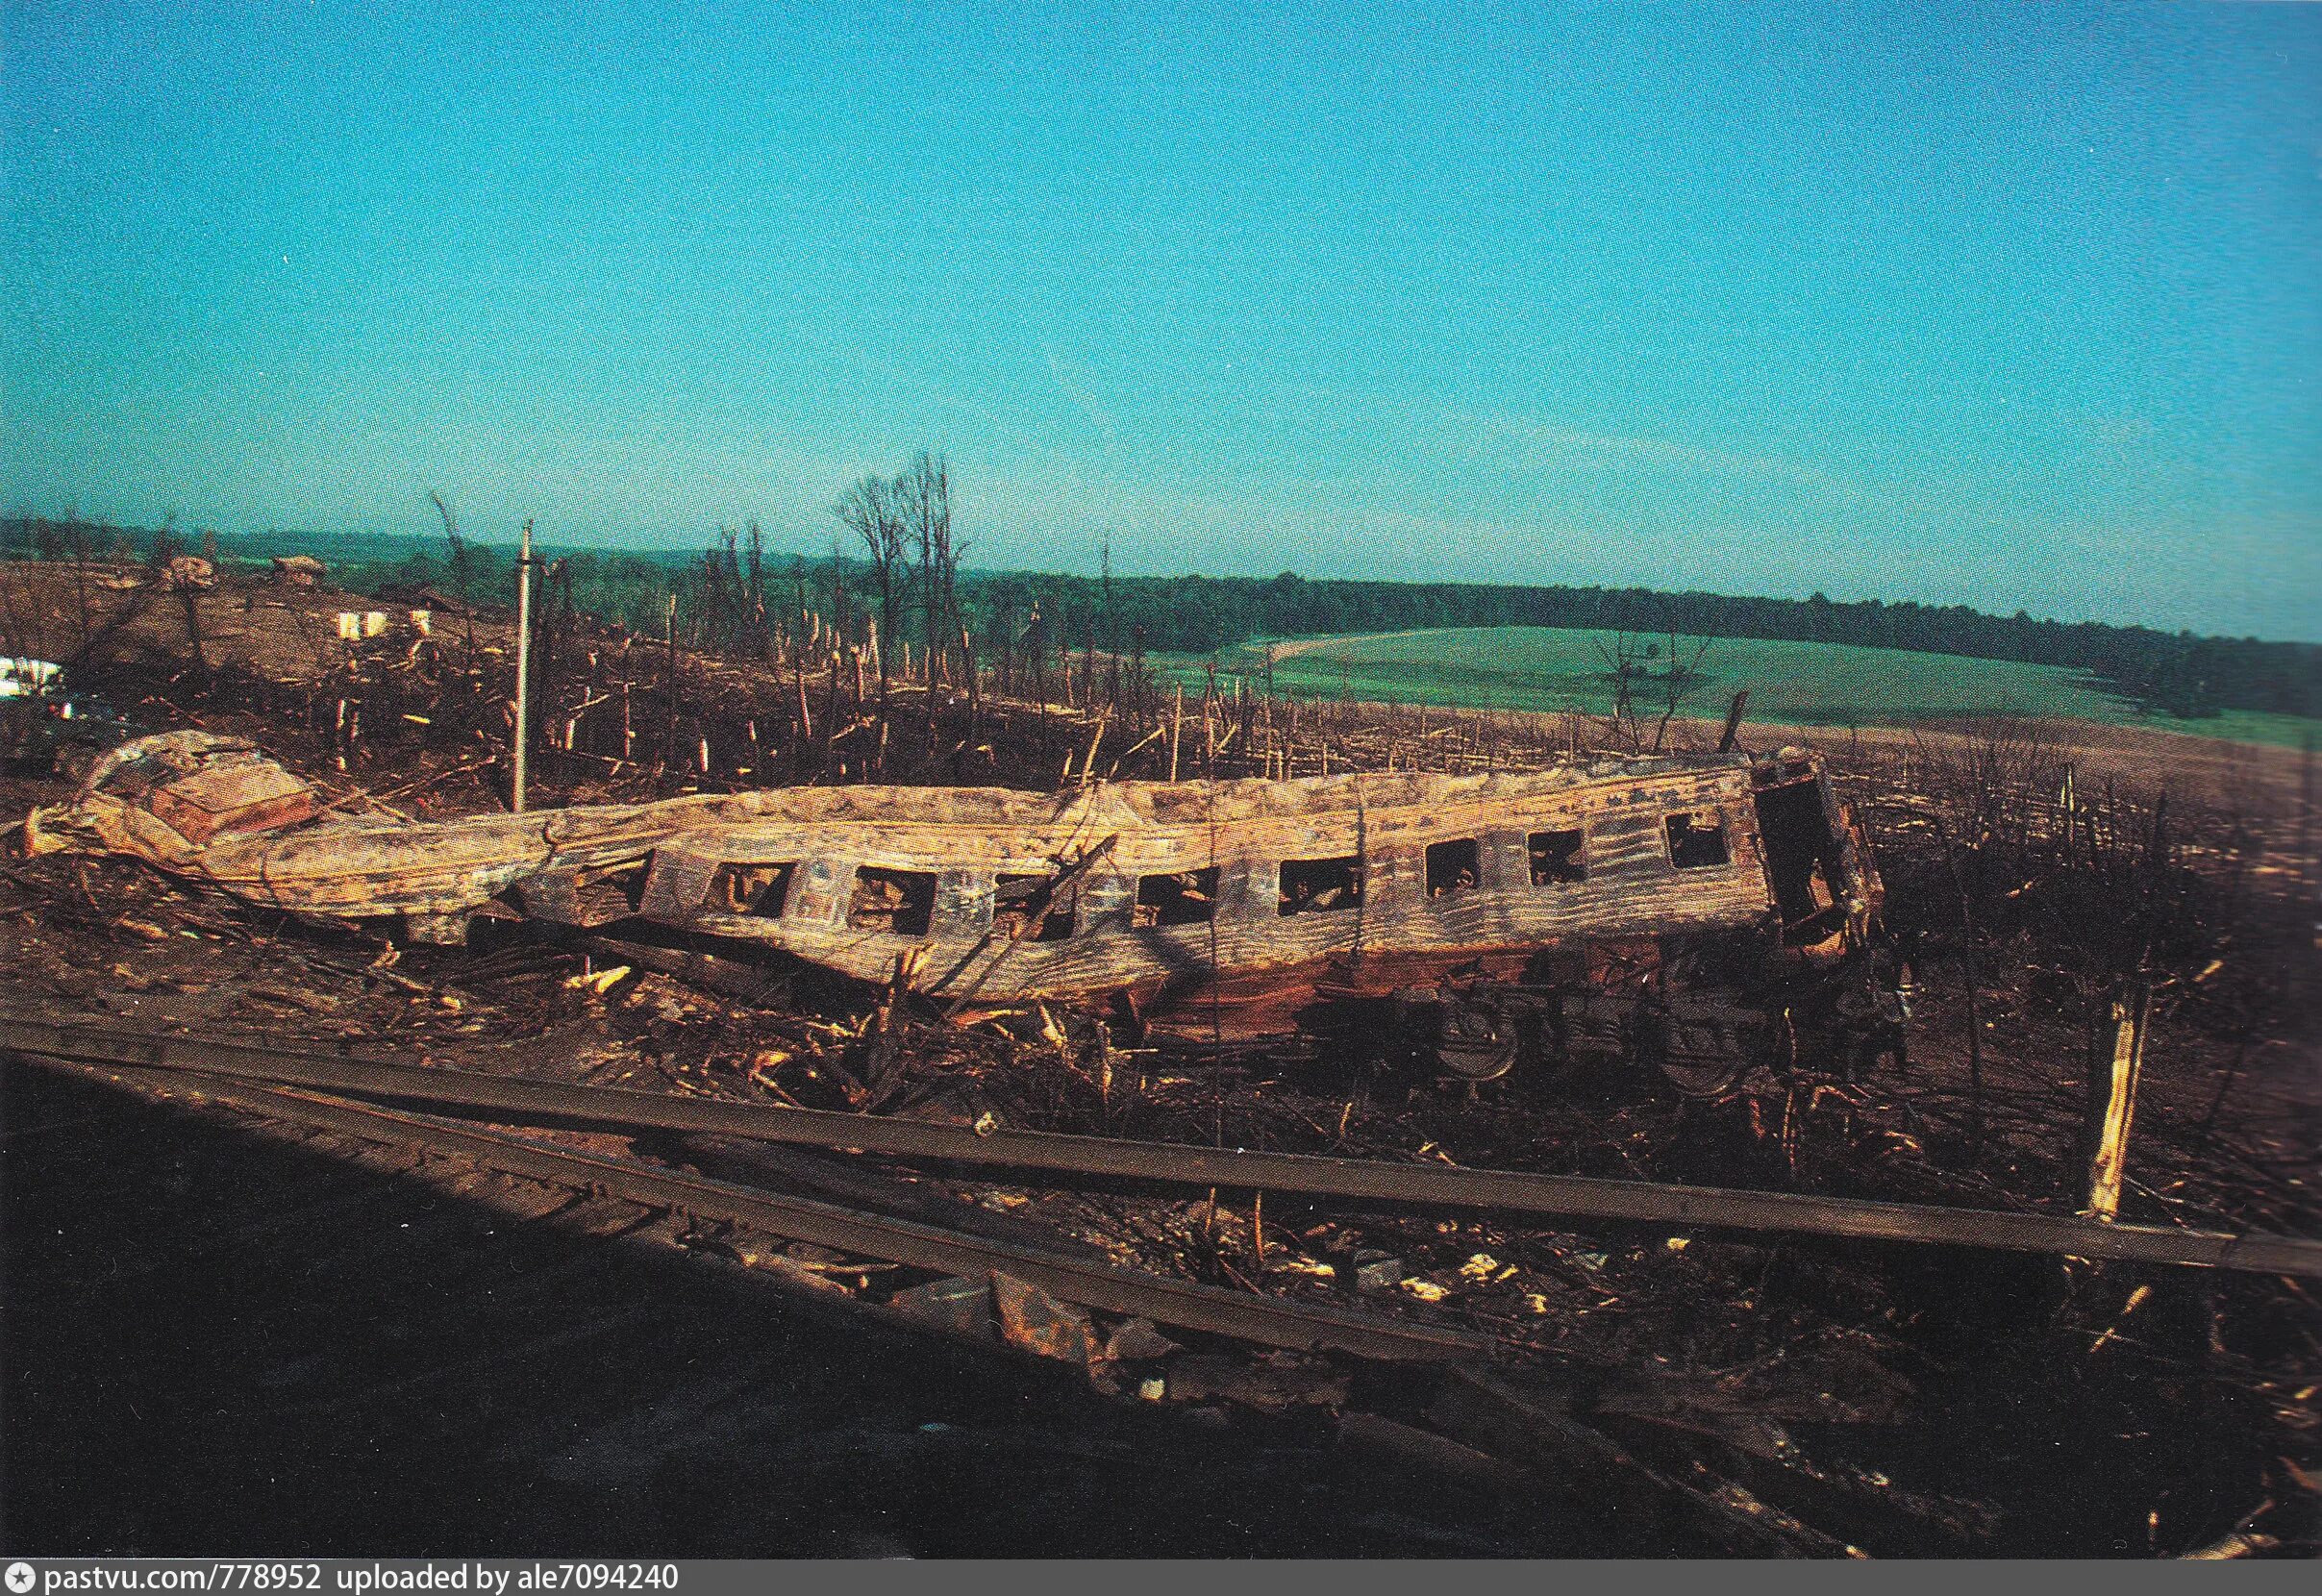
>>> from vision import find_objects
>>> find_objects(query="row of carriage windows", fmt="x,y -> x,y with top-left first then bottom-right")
702,809 -> 1735,938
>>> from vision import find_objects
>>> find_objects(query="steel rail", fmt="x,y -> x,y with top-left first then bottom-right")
12,1048 -> 1487,1364
5,1014 -> 2317,1279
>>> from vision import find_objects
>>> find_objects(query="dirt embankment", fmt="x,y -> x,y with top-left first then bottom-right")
0,558 -> 514,682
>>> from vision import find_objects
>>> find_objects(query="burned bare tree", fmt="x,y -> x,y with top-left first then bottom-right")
65,519 -> 93,656
1100,537 -> 1122,710
1594,629 -> 1715,752
836,474 -> 908,766
1592,632 -> 1649,751
896,453 -> 957,687
1650,630 -> 1714,752
697,527 -> 748,655
989,581 -> 1022,695
427,490 -> 477,603
743,520 -> 769,660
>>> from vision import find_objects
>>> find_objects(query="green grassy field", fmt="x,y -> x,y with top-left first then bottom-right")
1164,627 -> 2320,749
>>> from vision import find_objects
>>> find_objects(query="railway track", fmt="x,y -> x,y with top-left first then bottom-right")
5,1060 -> 1584,1556
12,1048 -> 1487,1364
12,1015 -> 2311,1557
7,1014 -> 2317,1279
6,1041 -> 1883,1556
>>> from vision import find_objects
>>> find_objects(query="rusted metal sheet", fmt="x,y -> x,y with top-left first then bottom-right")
25,734 -> 1882,1027
990,1271 -> 1103,1364
38,733 -> 318,848
142,761 -> 315,843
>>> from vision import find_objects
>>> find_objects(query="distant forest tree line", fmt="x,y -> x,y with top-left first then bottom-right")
5,510 -> 2313,722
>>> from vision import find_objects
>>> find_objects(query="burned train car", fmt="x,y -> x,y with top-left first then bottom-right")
27,733 -> 1901,1090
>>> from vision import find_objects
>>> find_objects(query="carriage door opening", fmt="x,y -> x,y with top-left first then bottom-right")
1753,779 -> 1848,943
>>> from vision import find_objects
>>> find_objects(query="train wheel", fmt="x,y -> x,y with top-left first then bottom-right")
1436,1005 -> 1520,1082
1627,1002 -> 1752,1100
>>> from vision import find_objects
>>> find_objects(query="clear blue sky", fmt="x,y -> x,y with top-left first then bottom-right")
4,2 -> 2317,638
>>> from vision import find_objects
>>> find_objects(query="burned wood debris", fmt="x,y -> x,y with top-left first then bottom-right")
2,554 -> 2318,1557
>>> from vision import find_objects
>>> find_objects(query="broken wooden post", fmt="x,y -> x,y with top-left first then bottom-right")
1716,689 -> 1749,754
512,519 -> 535,813
1079,711 -> 1106,789
960,621 -> 981,746
661,591 -> 679,775
2059,761 -> 2079,866
883,945 -> 927,1013
2081,981 -> 2151,1221
172,565 -> 210,682
823,649 -> 839,778
1934,817 -> 1985,1151
2295,726 -> 2317,849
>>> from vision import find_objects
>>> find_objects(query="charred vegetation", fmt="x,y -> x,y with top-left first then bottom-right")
3,544 -> 2317,1558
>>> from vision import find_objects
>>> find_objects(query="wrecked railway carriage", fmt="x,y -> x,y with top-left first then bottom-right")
27,734 -> 1901,1089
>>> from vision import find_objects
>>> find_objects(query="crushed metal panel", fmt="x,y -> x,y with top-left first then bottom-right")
512,856 -> 652,927
142,762 -> 317,844
0,658 -> 64,699
886,1275 -> 997,1342
990,1270 -> 1101,1364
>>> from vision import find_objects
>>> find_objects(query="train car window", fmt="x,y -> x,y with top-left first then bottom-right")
1666,810 -> 1731,869
570,858 -> 649,920
1278,855 -> 1362,916
994,872 -> 1075,941
849,866 -> 937,935
705,860 -> 795,917
1528,829 -> 1586,885
1425,838 -> 1482,897
1135,868 -> 1218,928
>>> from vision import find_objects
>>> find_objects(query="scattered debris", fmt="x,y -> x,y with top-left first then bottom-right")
2,553 -> 2314,1558
886,1275 -> 996,1341
1163,1353 -> 1350,1413
991,1271 -> 1102,1365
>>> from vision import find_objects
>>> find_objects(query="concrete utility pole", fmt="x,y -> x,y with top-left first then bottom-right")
512,519 -> 535,813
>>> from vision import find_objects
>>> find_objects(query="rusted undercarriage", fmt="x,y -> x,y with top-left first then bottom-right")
26,732 -> 1903,1090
